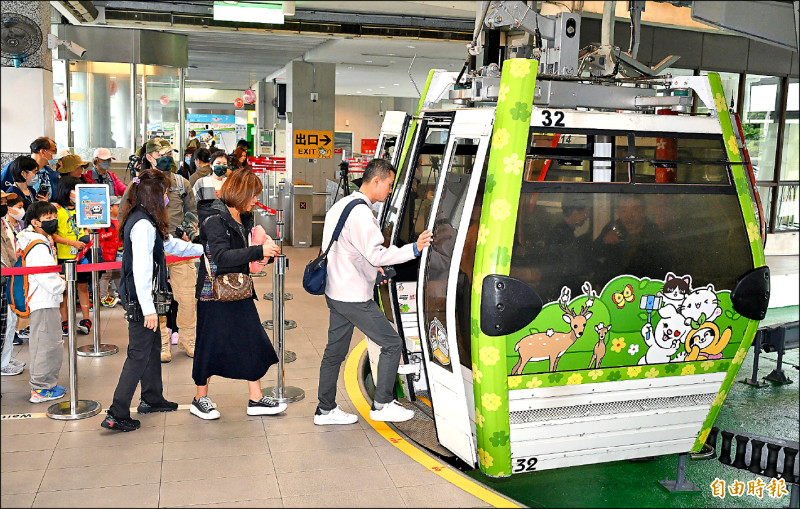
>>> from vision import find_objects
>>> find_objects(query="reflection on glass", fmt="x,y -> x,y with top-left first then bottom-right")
698,71 -> 740,113
743,74 -> 782,182
633,136 -> 729,184
141,66 -> 180,150
757,186 -> 773,228
775,185 -> 799,231
780,78 -> 799,181
512,191 -> 753,304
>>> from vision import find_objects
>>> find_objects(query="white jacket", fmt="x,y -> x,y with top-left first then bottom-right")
16,229 -> 65,312
322,192 -> 416,302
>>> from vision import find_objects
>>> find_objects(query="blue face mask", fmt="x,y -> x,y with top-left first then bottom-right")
26,172 -> 39,188
48,158 -> 58,166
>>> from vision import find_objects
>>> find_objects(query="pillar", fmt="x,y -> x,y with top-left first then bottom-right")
286,60 -> 336,217
0,1 -> 55,166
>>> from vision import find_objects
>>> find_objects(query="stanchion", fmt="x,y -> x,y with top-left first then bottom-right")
263,254 -> 304,403
47,260 -> 102,420
263,291 -> 293,301
262,208 -> 298,355
78,231 -> 118,357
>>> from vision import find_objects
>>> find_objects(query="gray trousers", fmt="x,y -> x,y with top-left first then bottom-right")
319,297 -> 401,411
29,308 -> 63,391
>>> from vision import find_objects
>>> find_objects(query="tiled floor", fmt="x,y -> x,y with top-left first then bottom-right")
0,247 -> 496,508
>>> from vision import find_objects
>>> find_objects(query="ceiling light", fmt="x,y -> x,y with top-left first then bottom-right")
213,1 -> 284,24
407,45 -> 415,49
379,86 -> 385,89
347,66 -> 353,69
110,76 -> 116,79
356,91 -> 362,93
366,88 -> 372,91
389,61 -> 395,64
387,53 -> 395,56
365,60 -> 372,63
393,83 -> 399,86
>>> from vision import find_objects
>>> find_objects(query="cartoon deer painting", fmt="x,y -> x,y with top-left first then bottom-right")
588,322 -> 612,369
512,286 -> 594,375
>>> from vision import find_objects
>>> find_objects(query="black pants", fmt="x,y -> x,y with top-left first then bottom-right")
109,318 -> 167,419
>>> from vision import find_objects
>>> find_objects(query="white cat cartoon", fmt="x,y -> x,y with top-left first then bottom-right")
680,284 -> 722,323
657,272 -> 692,310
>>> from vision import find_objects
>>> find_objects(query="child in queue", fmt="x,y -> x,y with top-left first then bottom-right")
16,201 -> 67,403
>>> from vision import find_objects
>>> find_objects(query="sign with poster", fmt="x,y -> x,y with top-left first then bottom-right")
75,184 -> 110,229
360,138 -> 378,156
260,129 -> 274,156
293,129 -> 333,158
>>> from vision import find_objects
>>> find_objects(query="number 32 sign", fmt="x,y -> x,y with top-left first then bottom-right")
512,456 -> 539,473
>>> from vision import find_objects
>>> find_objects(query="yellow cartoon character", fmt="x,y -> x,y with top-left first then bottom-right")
684,321 -> 732,361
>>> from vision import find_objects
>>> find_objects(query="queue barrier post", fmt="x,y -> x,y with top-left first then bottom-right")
77,231 -> 118,357
262,208 -> 298,366
47,260 -> 102,420
263,253 -> 304,403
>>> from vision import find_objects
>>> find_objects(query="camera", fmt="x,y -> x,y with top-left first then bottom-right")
310,92 -> 319,102
37,180 -> 51,198
153,287 -> 173,316
64,41 -> 87,57
175,212 -> 199,242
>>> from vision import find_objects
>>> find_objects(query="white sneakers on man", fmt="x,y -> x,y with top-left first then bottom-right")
314,405 -> 358,425
370,400 -> 414,422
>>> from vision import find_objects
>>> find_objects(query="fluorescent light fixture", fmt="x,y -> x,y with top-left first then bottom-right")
213,1 -> 284,24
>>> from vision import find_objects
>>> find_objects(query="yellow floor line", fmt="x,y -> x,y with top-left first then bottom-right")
1,404 -> 192,420
344,339 -> 521,509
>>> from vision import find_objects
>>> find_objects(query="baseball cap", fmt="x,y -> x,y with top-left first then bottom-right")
1,190 -> 18,200
145,137 -> 174,155
58,154 -> 91,174
93,148 -> 116,160
110,196 -> 121,206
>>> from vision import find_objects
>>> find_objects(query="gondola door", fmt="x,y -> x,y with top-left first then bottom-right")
417,109 -> 494,466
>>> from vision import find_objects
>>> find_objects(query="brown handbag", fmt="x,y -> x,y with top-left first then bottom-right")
203,252 -> 253,302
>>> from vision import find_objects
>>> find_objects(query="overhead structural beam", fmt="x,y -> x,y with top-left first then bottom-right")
50,0 -> 98,24
691,0 -> 798,52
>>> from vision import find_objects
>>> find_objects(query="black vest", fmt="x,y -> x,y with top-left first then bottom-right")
119,206 -> 167,306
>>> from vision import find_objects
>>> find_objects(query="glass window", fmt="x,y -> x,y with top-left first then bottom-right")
775,185 -> 799,231
376,134 -> 397,161
743,74 -> 783,182
68,61 -> 135,161
780,78 -> 799,181
423,140 -> 484,370
524,132 -> 629,183
756,186 -> 774,229
511,190 -> 754,305
142,66 -> 180,151
633,136 -> 730,184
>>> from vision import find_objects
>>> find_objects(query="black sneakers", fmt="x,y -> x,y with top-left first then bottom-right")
100,412 -> 141,432
78,319 -> 92,335
137,399 -> 179,414
246,396 -> 287,416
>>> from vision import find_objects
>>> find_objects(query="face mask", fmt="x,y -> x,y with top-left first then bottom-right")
0,204 -> 6,217
8,207 -> 24,221
98,160 -> 111,171
185,157 -> 192,165
26,173 -> 39,188
156,155 -> 174,172
40,218 -> 59,235
212,165 -> 228,177
163,195 -> 169,206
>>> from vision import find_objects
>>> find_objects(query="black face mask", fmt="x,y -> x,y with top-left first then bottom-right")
40,218 -> 59,235
0,204 -> 7,217
156,155 -> 174,172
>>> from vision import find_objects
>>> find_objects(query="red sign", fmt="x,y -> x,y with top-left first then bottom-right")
334,148 -> 343,154
360,138 -> 378,156
234,97 -> 244,108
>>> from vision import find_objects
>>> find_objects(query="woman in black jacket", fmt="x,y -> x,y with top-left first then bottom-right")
190,169 -> 285,419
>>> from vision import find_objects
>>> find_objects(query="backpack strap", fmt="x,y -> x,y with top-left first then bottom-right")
321,198 -> 369,258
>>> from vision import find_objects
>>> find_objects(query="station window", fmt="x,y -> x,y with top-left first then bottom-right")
743,74 -> 783,182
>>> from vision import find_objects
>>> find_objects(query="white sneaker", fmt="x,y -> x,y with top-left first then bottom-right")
9,358 -> 25,368
1,363 -> 23,376
190,396 -> 220,420
370,400 -> 414,423
314,405 -> 358,425
397,363 -> 419,376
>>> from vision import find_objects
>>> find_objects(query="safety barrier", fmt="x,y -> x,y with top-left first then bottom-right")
77,231 -> 118,357
262,206 -> 304,401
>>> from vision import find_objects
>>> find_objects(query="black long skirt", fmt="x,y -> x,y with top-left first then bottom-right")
192,298 -> 278,385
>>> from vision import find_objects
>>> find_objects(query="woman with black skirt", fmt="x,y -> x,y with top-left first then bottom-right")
102,169 -> 204,432
190,169 -> 286,419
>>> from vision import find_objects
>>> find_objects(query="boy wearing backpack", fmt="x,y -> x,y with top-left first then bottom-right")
16,201 -> 67,403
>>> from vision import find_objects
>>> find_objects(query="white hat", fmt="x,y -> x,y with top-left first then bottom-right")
55,148 -> 71,159
93,148 -> 116,160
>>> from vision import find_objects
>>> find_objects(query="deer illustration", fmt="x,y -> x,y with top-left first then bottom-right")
588,322 -> 612,369
512,286 -> 594,375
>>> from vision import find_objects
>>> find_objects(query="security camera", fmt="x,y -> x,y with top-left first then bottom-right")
64,41 -> 87,58
310,92 -> 318,102
47,35 -> 87,58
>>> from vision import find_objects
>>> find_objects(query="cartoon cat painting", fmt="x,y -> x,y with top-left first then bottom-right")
638,304 -> 692,365
658,273 -> 692,310
681,284 -> 722,323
